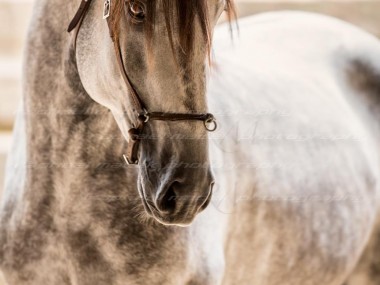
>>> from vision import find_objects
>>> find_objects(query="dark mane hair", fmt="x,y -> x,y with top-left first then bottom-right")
110,0 -> 236,60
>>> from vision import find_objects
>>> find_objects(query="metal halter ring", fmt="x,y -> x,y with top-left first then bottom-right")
138,110 -> 150,123
204,115 -> 217,132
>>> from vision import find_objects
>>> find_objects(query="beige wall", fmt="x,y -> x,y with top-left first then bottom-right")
237,1 -> 380,37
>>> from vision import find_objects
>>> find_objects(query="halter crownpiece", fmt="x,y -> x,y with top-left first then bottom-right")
68,0 -> 217,165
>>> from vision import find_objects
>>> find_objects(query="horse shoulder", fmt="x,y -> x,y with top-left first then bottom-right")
1,104 -> 27,213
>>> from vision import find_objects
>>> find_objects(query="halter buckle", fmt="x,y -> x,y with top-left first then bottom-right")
103,0 -> 111,19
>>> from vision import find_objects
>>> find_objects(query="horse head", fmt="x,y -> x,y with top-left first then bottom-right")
71,0 -> 234,226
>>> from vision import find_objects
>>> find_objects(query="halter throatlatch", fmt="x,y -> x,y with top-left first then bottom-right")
68,0 -> 217,164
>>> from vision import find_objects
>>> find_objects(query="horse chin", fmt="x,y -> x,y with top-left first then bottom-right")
143,200 -> 196,227
151,214 -> 195,227
155,220 -> 194,228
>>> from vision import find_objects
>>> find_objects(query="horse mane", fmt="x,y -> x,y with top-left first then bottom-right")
110,0 -> 236,60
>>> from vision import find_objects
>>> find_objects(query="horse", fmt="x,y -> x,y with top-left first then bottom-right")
1,0 -> 380,284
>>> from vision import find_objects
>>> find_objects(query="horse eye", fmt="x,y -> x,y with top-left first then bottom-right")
127,0 -> 145,22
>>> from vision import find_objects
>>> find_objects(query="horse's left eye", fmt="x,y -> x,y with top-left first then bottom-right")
127,0 -> 145,22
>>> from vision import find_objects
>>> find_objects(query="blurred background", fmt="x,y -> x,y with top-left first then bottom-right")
0,0 -> 380,195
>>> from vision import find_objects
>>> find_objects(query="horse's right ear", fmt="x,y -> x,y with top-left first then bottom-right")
68,0 -> 93,33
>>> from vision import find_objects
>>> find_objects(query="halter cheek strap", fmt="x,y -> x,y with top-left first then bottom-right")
68,0 -> 217,165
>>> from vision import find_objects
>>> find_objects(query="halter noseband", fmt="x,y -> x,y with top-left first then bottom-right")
68,0 -> 217,165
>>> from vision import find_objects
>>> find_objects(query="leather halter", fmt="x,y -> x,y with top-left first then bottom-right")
68,0 -> 217,164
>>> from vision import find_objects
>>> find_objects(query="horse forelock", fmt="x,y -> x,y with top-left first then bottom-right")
110,0 -> 236,61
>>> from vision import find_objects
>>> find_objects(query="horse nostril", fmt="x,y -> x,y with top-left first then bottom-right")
157,182 -> 178,214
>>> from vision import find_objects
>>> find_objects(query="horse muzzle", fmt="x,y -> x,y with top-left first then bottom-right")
139,177 -> 214,226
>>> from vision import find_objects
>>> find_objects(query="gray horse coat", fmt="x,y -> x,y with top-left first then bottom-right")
1,1 -> 380,284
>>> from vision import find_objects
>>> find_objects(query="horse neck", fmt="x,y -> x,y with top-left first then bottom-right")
23,0 -> 132,206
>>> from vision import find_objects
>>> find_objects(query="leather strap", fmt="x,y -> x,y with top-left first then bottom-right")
68,0 -> 217,165
123,112 -> 216,164
146,112 -> 214,122
68,0 -> 93,33
111,34 -> 146,114
68,0 -> 93,50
